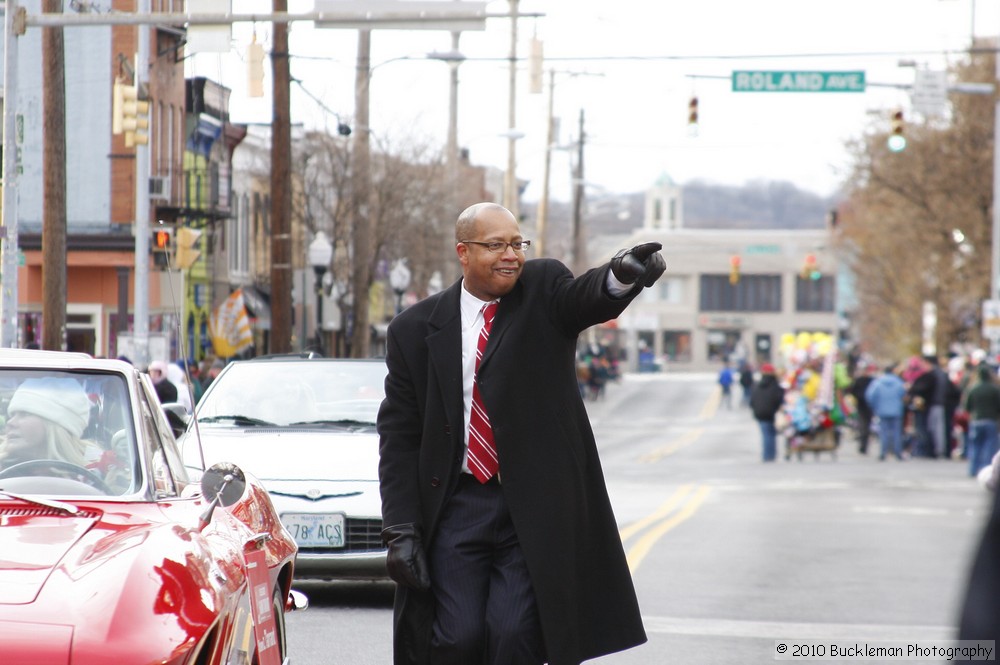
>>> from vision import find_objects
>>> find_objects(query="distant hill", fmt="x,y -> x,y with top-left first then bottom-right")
521,180 -> 837,260
681,179 -> 835,230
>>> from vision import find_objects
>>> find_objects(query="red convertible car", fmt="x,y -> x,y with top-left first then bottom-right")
0,350 -> 304,665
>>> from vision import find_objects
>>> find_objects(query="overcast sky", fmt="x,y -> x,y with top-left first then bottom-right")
188,0 -> 997,202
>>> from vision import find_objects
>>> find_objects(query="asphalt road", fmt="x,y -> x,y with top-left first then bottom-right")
285,372 -> 994,665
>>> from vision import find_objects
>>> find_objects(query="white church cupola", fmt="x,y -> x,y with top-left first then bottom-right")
644,172 -> 683,230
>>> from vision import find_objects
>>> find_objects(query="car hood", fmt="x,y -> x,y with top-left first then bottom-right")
0,508 -> 99,604
183,427 -> 379,482
0,498 -> 249,664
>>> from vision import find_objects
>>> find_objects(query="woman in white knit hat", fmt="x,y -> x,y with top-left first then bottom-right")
0,377 -> 94,470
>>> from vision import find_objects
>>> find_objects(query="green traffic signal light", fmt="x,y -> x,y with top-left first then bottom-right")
888,110 -> 906,152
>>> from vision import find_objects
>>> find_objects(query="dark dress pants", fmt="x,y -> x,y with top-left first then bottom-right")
428,473 -> 546,665
856,408 -> 872,453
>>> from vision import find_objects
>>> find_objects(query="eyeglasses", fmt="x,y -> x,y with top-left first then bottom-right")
461,240 -> 531,253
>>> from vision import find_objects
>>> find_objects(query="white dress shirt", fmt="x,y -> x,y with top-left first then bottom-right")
459,286 -> 496,474
457,271 -> 633,474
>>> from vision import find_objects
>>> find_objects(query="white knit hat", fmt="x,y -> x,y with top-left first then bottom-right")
8,377 -> 91,438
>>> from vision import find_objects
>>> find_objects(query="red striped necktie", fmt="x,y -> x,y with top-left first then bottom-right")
468,302 -> 499,483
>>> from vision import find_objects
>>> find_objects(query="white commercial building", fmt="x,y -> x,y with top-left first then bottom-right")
590,176 -> 842,373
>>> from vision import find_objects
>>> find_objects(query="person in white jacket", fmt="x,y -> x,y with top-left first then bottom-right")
165,362 -> 193,413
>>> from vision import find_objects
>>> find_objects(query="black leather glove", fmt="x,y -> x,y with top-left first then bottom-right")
610,242 -> 666,287
382,523 -> 431,591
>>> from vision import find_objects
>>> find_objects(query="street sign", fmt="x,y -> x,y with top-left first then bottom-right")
732,70 -> 865,93
187,0 -> 230,54
983,299 -> 1000,339
314,1 -> 487,31
912,69 -> 948,118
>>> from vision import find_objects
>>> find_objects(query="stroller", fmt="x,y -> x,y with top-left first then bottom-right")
783,394 -> 840,461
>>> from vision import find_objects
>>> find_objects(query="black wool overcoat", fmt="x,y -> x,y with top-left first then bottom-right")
377,258 -> 647,665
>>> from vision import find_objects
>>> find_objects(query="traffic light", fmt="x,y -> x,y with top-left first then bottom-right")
688,96 -> 699,126
801,253 -> 820,280
112,80 -> 149,148
729,254 -> 740,285
888,110 -> 906,152
152,227 -> 173,268
529,37 -> 544,94
175,226 -> 203,270
247,39 -> 265,98
153,227 -> 173,252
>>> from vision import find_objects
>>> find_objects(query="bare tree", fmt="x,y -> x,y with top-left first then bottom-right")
837,48 -> 995,359
292,127 -> 456,357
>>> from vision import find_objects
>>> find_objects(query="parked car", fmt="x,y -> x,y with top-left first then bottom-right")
179,356 -> 388,581
0,349 -> 303,665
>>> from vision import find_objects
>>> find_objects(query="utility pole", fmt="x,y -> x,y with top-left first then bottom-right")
503,0 -> 519,219
992,39 -> 1000,357
41,0 -> 66,350
270,0 -> 292,354
133,0 -> 151,367
536,68 -> 554,257
445,29 -> 461,180
350,29 -> 373,358
445,28 -> 463,277
570,108 -> 586,276
1,0 -> 20,348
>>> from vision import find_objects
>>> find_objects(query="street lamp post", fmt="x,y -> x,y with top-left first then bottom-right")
308,231 -> 333,355
389,259 -> 411,316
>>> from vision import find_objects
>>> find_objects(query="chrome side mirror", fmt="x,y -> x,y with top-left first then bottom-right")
198,462 -> 247,530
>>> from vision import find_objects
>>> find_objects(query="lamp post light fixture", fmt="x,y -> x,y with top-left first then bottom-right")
308,231 -> 333,355
389,259 -> 412,316
427,270 -> 444,296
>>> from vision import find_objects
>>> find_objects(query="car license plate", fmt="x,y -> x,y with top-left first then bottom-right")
282,513 -> 345,548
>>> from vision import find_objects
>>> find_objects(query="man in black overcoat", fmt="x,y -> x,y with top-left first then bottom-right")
377,202 -> 662,665
959,482 -> 1000,658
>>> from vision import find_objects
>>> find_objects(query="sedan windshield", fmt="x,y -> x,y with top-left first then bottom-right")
197,360 -> 386,428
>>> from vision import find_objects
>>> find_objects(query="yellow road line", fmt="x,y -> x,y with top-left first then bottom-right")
619,484 -> 695,542
625,485 -> 711,574
700,385 -> 720,420
639,428 -> 704,463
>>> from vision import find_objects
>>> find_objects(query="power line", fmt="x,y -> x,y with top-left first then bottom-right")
531,48 -> 992,62
281,46 -> 991,65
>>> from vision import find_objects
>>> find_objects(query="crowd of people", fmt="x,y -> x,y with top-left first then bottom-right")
734,341 -> 1000,480
120,354 -> 226,413
576,342 -> 622,400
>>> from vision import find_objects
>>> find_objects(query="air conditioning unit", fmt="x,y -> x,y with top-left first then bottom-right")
149,176 -> 170,201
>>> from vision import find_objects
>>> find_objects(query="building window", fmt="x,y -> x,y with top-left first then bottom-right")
699,274 -> 781,312
796,275 -> 835,312
662,330 -> 691,362
228,198 -> 241,276
226,194 -> 250,276
706,329 -> 743,363
659,276 -> 684,304
154,101 -> 163,174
